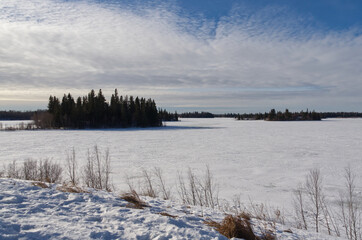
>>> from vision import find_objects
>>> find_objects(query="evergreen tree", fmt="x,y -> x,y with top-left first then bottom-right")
43,89 -> 166,129
268,109 -> 276,121
94,89 -> 107,127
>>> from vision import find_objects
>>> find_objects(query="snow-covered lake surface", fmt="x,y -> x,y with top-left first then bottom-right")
1,118 -> 362,211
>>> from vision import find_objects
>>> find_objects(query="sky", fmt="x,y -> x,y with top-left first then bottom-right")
0,0 -> 361,113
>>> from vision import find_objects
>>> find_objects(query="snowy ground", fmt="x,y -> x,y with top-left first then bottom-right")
0,120 -> 33,130
1,118 -> 362,213
0,178 -> 340,240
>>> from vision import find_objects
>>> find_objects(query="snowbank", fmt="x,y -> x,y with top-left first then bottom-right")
0,178 -> 342,239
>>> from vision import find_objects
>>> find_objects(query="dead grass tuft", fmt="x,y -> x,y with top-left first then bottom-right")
158,212 -> 177,218
121,190 -> 148,209
239,211 -> 251,221
261,231 -> 276,240
56,185 -> 88,193
32,181 -> 49,188
206,215 -> 260,240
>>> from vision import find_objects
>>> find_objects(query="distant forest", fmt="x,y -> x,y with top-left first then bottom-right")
179,112 -> 214,118
236,109 -> 321,121
0,111 -> 36,120
179,110 -> 362,120
1,106 -> 362,123
234,109 -> 362,121
31,89 -> 178,129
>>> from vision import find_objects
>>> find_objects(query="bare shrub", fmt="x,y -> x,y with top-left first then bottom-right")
125,173 -> 137,192
187,167 -> 200,206
177,168 -> 201,206
141,169 -> 156,198
206,214 -> 261,240
245,199 -> 285,226
128,167 -> 172,199
121,190 -> 148,209
23,159 -> 38,181
66,148 -> 78,186
203,165 -> 219,208
6,160 -> 21,179
177,170 -> 189,204
154,167 -> 171,200
339,167 -> 361,240
177,166 -> 219,209
32,111 -> 54,129
218,194 -> 248,216
4,159 -> 62,183
38,159 -> 63,183
84,149 -> 96,188
83,146 -> 112,191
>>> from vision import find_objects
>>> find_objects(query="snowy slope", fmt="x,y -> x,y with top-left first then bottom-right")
0,178 -> 341,240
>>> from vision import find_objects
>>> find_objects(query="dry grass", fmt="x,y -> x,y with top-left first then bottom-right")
56,185 -> 88,193
205,215 -> 260,240
32,181 -> 49,188
240,211 -> 252,221
262,232 -> 276,240
158,212 -> 178,218
121,190 -> 148,209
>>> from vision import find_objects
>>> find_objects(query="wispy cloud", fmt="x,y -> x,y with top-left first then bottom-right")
0,0 -> 361,112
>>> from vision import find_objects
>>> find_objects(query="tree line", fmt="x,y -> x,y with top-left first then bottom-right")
158,109 -> 179,121
2,107 -> 362,122
0,111 -> 35,120
179,111 -> 214,118
319,112 -> 362,118
236,109 -> 322,121
33,89 -> 176,129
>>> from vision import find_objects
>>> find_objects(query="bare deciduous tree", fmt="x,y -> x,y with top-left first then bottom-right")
305,169 -> 323,233
339,167 -> 361,240
320,194 -> 340,236
293,185 -> 308,230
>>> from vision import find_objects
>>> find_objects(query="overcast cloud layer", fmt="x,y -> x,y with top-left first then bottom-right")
0,0 -> 361,112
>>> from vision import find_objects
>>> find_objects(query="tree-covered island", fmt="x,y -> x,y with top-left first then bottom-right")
32,89 -> 178,129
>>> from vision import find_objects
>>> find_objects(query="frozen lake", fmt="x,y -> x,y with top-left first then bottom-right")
1,118 -> 362,210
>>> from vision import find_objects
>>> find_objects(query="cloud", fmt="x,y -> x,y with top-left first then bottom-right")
0,0 -> 361,112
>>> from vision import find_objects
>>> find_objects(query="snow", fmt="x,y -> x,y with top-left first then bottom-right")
0,178 -> 226,239
0,118 -> 362,213
0,120 -> 33,130
0,178 -> 341,239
